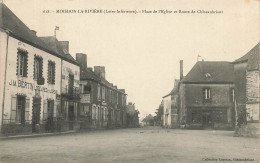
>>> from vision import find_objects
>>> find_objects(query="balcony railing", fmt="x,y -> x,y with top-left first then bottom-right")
62,85 -> 80,98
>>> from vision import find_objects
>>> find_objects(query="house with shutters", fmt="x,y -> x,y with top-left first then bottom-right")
40,37 -> 81,132
179,61 -> 235,129
0,3 -> 80,135
76,53 -> 127,130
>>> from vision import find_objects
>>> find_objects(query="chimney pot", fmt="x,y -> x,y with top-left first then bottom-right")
76,53 -> 87,71
94,66 -> 106,79
31,30 -> 37,36
180,60 -> 183,80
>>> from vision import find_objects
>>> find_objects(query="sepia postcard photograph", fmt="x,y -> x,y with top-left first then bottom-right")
0,0 -> 259,162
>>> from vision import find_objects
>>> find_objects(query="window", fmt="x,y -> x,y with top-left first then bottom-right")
48,61 -> 55,84
83,84 -> 91,94
230,88 -> 235,102
34,56 -> 43,80
203,88 -> 211,102
92,106 -> 96,120
17,49 -> 28,77
110,90 -> 112,103
212,110 -> 227,123
68,74 -> 74,95
97,84 -> 101,101
10,95 -> 30,124
16,96 -> 25,123
43,99 -> 54,120
102,86 -> 106,102
116,93 -> 118,104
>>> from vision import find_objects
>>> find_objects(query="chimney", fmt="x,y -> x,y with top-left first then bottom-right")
94,66 -> 106,79
31,30 -> 37,36
76,53 -> 87,71
180,60 -> 183,80
59,41 -> 69,53
119,89 -> 125,93
87,67 -> 93,71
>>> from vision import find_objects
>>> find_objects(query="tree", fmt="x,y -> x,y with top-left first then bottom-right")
154,101 -> 163,126
142,114 -> 154,126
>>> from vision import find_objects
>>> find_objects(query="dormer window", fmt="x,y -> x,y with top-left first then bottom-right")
205,73 -> 211,78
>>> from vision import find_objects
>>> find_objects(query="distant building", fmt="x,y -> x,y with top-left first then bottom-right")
179,61 -> 235,129
162,79 -> 179,128
76,53 -> 127,129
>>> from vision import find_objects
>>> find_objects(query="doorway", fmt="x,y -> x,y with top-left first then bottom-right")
68,105 -> 74,130
32,97 -> 41,133
202,112 -> 212,129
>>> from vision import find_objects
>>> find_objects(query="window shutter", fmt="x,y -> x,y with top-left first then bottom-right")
25,97 -> 30,121
43,100 -> 47,120
74,103 -> 77,120
92,106 -> 95,120
53,62 -> 56,84
47,62 -> 50,83
23,53 -> 28,77
16,53 -> 19,76
54,101 -> 57,118
208,89 -> 211,100
11,95 -> 17,122
202,88 -> 205,100
39,58 -> 43,78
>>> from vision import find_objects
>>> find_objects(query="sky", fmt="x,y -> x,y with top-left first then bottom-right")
3,0 -> 260,119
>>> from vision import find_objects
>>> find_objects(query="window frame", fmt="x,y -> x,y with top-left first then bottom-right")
16,95 -> 26,124
203,88 -> 211,102
230,88 -> 235,103
102,86 -> 106,102
17,49 -> 28,77
48,61 -> 56,84
34,55 -> 43,80
97,84 -> 101,101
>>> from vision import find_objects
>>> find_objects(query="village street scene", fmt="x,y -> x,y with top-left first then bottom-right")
0,0 -> 260,163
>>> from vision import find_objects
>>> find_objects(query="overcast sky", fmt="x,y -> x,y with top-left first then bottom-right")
4,0 -> 260,119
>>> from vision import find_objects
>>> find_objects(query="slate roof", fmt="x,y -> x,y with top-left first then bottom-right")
0,3 -> 78,65
80,68 -> 126,94
80,69 -> 100,82
181,61 -> 234,83
163,79 -> 180,98
39,36 -> 78,65
233,42 -> 260,71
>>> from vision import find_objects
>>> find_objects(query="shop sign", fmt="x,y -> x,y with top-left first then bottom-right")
80,94 -> 91,103
9,79 -> 57,94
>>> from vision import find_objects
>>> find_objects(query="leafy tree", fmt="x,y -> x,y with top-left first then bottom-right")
153,101 -> 163,126
142,114 -> 154,126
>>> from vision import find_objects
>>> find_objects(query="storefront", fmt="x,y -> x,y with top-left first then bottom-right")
188,107 -> 233,129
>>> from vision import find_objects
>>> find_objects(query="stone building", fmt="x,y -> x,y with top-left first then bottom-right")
233,42 -> 260,130
179,61 -> 235,129
0,3 -> 80,135
76,53 -> 127,130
